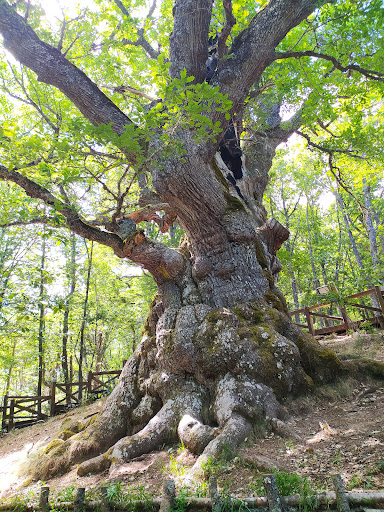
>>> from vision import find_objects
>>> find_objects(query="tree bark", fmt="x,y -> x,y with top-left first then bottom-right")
362,179 -> 380,273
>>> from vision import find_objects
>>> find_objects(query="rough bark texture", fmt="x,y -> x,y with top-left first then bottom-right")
0,0 -> 383,483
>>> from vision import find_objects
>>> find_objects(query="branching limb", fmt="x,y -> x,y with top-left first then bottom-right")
296,130 -> 364,159
217,0 -> 236,58
296,131 -> 367,210
0,163 -> 125,256
114,0 -> 160,59
0,216 -> 58,228
0,163 -> 185,278
0,2 -> 134,138
169,0 -> 213,82
218,0 -> 328,107
274,50 -> 384,82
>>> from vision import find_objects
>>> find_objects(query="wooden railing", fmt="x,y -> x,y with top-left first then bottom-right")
1,364 -> 124,432
290,285 -> 384,336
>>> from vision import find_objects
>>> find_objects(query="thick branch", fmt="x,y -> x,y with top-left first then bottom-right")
169,0 -> 213,82
0,1 -> 133,136
218,0 -> 326,107
274,50 -> 384,82
124,236 -> 185,284
0,164 -> 126,256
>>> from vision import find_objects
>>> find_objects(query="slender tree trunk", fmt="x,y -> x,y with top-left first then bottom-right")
78,241 -> 93,401
281,192 -> 300,322
334,189 -> 365,270
372,208 -> 384,256
334,186 -> 380,311
3,340 -> 17,397
363,179 -> 380,273
37,234 -> 46,413
62,233 -> 76,405
305,198 -> 320,289
305,197 -> 323,329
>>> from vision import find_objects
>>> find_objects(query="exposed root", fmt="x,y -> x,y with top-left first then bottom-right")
25,300 -> 384,483
189,413 -> 253,480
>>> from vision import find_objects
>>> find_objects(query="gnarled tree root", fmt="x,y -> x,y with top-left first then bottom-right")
28,301 -> 384,482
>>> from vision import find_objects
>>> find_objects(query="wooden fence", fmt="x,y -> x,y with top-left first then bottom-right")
290,285 -> 384,336
1,365 -> 124,432
1,475 -> 384,511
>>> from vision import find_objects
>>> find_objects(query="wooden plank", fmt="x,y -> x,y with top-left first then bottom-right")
5,395 -> 50,400
375,285 -> 384,313
309,302 -> 331,311
1,395 -> 8,431
346,288 -> 376,300
209,477 -> 221,512
289,308 -> 306,315
93,370 -> 121,376
344,302 -> 382,312
12,403 -> 48,419
87,371 -> 93,393
304,307 -> 315,335
50,382 -> 56,417
314,323 -> 348,335
75,488 -> 85,512
309,312 -> 344,321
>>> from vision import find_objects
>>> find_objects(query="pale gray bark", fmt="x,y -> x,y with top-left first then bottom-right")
363,179 -> 379,270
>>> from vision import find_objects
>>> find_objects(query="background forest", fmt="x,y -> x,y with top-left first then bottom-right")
0,0 -> 383,402
1,141 -> 383,398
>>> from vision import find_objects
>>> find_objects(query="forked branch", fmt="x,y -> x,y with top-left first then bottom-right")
0,1 -> 135,138
274,50 -> 384,82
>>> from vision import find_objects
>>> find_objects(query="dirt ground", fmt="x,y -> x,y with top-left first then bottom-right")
0,332 -> 383,505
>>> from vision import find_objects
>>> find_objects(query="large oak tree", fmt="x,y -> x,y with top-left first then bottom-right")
0,0 -> 383,479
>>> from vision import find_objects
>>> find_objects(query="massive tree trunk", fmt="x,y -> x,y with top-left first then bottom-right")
0,0 -> 383,483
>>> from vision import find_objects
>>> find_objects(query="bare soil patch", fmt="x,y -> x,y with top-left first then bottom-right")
0,332 -> 383,504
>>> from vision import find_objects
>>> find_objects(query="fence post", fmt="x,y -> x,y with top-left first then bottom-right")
100,487 -> 110,512
159,479 -> 176,512
339,306 -> 353,331
332,474 -> 350,512
209,477 -> 221,512
39,486 -> 50,511
1,395 -> 8,431
8,399 -> 15,431
75,488 -> 86,512
87,371 -> 93,393
263,474 -> 282,512
50,382 -> 56,417
304,307 -> 315,335
374,286 -> 384,328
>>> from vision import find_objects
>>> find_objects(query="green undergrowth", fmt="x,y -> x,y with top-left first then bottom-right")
250,470 -> 323,512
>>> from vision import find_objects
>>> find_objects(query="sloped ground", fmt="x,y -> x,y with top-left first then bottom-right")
0,332 -> 383,505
